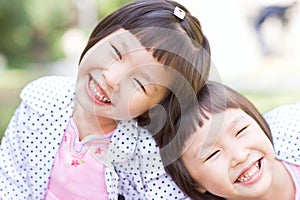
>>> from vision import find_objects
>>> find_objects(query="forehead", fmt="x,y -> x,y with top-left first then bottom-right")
92,28 -> 145,52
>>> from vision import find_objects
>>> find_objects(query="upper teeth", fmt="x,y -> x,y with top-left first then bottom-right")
237,162 -> 259,183
90,79 -> 111,103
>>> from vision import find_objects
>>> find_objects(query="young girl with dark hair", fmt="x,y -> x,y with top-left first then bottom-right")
0,0 -> 211,199
163,81 -> 299,200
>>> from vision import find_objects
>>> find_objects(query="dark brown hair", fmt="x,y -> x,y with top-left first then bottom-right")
79,0 -> 211,145
162,81 -> 273,200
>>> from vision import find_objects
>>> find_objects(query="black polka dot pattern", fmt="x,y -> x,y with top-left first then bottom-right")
264,102 -> 300,165
105,120 -> 190,200
0,76 -> 75,199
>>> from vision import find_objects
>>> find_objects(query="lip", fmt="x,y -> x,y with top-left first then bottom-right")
234,158 -> 263,185
86,74 -> 112,105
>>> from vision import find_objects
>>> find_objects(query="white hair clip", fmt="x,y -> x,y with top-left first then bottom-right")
173,6 -> 185,20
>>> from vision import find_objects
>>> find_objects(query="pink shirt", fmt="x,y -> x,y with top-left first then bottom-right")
45,118 -> 112,200
282,161 -> 300,200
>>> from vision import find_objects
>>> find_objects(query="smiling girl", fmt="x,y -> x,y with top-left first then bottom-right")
0,0 -> 211,199
162,82 -> 299,200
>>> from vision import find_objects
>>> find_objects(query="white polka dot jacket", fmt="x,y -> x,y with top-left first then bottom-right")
0,76 -> 189,200
264,102 -> 300,166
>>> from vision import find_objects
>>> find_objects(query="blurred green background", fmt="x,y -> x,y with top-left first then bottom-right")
1,0 -> 300,140
0,0 -> 131,69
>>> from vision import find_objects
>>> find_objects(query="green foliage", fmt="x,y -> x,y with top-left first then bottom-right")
0,0 -> 31,68
0,0 -> 132,69
242,91 -> 300,114
0,0 -> 75,69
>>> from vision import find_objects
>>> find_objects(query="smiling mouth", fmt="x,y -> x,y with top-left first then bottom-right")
235,159 -> 262,183
88,75 -> 111,104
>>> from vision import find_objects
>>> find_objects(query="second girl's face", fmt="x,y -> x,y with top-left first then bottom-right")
181,108 -> 275,199
76,28 -> 175,120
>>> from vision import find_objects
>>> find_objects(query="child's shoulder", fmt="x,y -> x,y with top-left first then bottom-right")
264,101 -> 300,165
20,75 -> 76,114
264,101 -> 300,125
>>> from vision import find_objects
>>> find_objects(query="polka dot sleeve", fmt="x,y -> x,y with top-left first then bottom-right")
0,76 -> 75,199
0,102 -> 31,199
264,101 -> 300,165
106,120 -> 190,200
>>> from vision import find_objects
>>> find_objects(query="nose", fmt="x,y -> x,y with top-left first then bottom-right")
230,145 -> 250,167
102,64 -> 127,91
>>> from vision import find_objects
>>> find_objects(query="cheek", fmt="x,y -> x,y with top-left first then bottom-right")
182,155 -> 228,190
116,91 -> 151,119
79,52 -> 96,70
249,129 -> 274,155
79,47 -> 112,71
182,157 -> 204,182
192,164 -> 222,184
260,135 -> 275,158
194,165 -> 233,196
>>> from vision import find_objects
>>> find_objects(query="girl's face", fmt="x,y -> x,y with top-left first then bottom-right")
76,28 -> 175,120
181,108 -> 275,199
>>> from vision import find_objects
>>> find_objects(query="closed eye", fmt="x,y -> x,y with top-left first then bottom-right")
236,126 -> 248,137
205,150 -> 220,161
133,78 -> 147,94
111,45 -> 122,60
